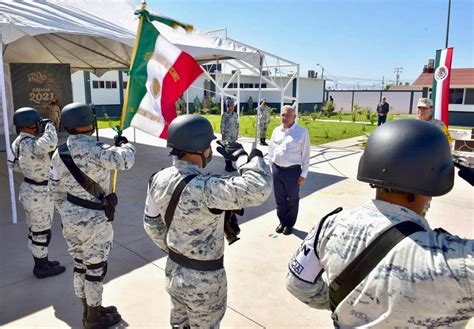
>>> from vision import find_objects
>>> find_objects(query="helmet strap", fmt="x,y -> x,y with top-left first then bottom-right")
187,149 -> 212,168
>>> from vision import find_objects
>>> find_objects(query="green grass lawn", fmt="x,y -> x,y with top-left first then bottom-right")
205,115 -> 377,145
97,114 -> 471,146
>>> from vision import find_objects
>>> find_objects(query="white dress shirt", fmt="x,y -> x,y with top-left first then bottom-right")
268,123 -> 310,178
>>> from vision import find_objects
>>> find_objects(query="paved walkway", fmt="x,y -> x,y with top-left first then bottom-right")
0,128 -> 472,328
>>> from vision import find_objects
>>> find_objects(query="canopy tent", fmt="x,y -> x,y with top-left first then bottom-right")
0,1 -> 261,72
0,0 -> 298,223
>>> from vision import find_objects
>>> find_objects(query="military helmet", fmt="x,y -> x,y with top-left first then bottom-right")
167,115 -> 216,152
357,119 -> 454,196
61,103 -> 94,128
13,107 -> 41,128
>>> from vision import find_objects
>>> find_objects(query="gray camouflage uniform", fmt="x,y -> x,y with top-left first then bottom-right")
8,122 -> 58,258
220,111 -> 239,143
258,104 -> 270,139
48,134 -> 135,307
286,199 -> 474,328
144,156 -> 272,328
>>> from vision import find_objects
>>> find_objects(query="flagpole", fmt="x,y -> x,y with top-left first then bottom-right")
445,0 -> 451,48
112,1 -> 147,193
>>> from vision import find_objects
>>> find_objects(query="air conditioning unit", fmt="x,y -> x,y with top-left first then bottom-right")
262,70 -> 270,76
308,70 -> 315,78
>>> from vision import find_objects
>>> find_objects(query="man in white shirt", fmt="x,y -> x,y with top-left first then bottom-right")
268,105 -> 310,235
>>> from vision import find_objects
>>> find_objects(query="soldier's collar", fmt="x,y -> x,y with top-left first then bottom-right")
367,199 -> 430,229
19,132 -> 35,138
174,159 -> 203,172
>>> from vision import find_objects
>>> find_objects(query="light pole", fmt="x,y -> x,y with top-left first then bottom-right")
316,63 -> 324,79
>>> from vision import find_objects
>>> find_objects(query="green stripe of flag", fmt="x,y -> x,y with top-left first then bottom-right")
121,15 -> 159,129
431,49 -> 441,110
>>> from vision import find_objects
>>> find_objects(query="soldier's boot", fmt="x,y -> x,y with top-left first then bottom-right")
46,256 -> 60,267
225,160 -> 236,172
260,138 -> 268,146
84,305 -> 121,329
81,299 -> 118,327
33,256 -> 66,279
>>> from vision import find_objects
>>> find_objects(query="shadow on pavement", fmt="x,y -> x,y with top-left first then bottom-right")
0,138 -> 345,326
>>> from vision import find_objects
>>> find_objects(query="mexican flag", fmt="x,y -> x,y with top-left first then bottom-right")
120,9 -> 203,138
431,47 -> 454,126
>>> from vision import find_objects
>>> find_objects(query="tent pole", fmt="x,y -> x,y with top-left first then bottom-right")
0,39 -> 18,224
186,89 -> 189,114
254,52 -> 264,149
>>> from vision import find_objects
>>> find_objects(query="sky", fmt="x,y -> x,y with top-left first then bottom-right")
147,0 -> 474,89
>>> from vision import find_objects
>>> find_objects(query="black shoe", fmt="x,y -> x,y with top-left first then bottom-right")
282,227 -> 293,235
85,305 -> 121,329
260,138 -> 268,146
47,257 -> 60,267
275,224 -> 284,234
33,257 -> 66,279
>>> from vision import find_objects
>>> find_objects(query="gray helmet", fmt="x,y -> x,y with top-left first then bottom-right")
13,107 -> 41,128
167,115 -> 216,152
61,103 -> 94,128
357,119 -> 454,196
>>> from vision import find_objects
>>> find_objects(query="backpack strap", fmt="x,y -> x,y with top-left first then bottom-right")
58,143 -> 106,201
164,174 -> 198,230
329,221 -> 425,312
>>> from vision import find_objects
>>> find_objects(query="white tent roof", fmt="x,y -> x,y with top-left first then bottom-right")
0,0 -> 261,71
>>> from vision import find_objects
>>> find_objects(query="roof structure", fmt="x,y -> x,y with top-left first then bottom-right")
412,68 -> 474,86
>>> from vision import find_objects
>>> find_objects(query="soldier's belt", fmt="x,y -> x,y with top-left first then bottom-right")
67,193 -> 104,211
24,177 -> 48,186
168,249 -> 224,271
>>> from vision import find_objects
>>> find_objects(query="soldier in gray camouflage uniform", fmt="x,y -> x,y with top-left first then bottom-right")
48,103 -> 135,328
286,120 -> 473,328
8,107 -> 65,279
220,98 -> 240,172
258,98 -> 270,146
144,115 -> 272,328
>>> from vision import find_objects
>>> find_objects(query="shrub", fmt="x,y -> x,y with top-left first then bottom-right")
369,113 -> 377,125
322,101 -> 335,117
337,109 -> 343,122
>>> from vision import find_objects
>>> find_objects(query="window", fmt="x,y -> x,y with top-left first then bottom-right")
111,81 -> 117,89
123,81 -> 128,89
92,81 -> 99,89
261,83 -> 267,88
105,81 -> 112,89
449,88 -> 464,104
464,89 -> 474,105
99,81 -> 105,89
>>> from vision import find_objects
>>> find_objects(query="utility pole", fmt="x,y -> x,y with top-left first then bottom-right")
394,67 -> 403,85
381,76 -> 385,90
445,0 -> 451,48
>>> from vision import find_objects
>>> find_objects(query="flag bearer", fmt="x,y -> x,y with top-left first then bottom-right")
48,103 -> 135,328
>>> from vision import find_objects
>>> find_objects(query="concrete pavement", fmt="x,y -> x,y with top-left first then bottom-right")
0,128 -> 472,328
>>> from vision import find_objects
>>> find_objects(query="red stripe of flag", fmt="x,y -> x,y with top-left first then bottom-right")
160,52 -> 203,138
441,48 -> 453,125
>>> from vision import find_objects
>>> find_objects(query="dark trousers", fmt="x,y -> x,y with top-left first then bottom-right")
272,164 -> 302,228
377,114 -> 387,126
